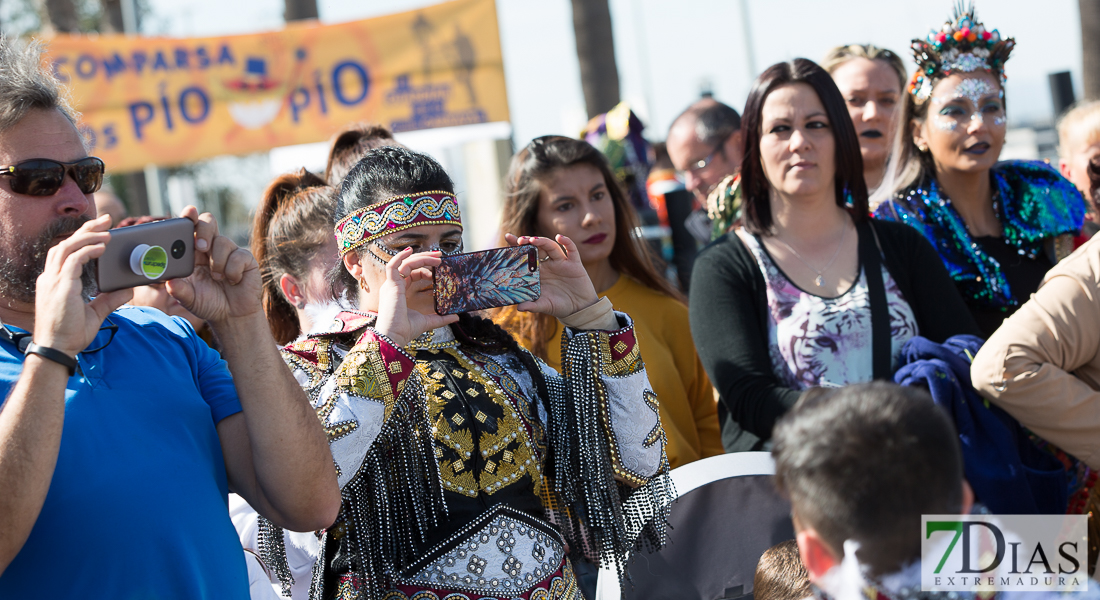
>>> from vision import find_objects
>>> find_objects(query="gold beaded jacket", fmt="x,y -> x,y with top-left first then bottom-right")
263,311 -> 673,600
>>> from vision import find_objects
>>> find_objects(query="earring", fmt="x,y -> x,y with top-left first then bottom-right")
917,143 -> 929,153
357,275 -> 369,294
296,301 -> 305,309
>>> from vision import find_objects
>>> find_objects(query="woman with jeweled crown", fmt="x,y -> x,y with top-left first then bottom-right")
874,2 -> 1086,338
255,146 -> 673,600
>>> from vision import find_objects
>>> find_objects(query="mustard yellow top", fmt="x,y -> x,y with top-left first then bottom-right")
544,276 -> 724,468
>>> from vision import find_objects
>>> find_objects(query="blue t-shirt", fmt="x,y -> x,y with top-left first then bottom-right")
0,306 -> 249,599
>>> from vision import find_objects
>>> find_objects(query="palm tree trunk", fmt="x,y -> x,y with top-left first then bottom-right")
1081,0 -> 1100,99
570,0 -> 621,119
100,0 -> 123,33
39,0 -> 79,33
284,0 -> 318,22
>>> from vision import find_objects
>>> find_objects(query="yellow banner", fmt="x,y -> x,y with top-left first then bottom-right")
39,0 -> 509,172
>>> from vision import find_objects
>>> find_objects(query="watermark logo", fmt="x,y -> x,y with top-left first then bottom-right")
921,515 -> 1088,593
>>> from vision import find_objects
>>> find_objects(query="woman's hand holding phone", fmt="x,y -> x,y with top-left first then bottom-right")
504,234 -> 599,319
374,248 -> 459,348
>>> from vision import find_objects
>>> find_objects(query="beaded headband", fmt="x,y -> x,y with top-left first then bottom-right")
908,2 -> 1015,104
334,191 -> 462,256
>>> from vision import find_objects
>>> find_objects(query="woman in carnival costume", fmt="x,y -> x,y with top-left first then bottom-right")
258,146 -> 673,600
874,2 -> 1085,337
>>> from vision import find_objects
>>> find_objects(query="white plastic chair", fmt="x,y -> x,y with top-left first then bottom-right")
595,452 -> 794,600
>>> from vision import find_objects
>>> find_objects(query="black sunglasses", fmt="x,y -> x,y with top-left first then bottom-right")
0,317 -> 118,356
0,157 -> 105,196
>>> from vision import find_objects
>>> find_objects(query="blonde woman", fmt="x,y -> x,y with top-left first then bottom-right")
1056,100 -> 1100,242
822,44 -> 907,195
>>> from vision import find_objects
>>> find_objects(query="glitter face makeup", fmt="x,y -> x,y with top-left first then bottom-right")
365,239 -> 464,266
933,78 -> 998,107
993,115 -> 1006,126
934,116 -> 958,131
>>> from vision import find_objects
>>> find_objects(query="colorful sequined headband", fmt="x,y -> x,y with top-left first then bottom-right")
334,191 -> 462,256
908,2 -> 1015,104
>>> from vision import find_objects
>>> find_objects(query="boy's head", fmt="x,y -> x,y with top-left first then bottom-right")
1058,100 -> 1100,199
755,539 -> 812,600
772,383 -> 971,580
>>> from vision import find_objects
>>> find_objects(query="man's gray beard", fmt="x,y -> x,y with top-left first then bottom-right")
0,216 -> 97,304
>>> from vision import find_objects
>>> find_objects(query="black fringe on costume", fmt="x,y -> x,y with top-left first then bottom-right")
454,313 -> 675,591
261,313 -> 673,600
330,376 -> 447,599
259,376 -> 448,600
258,514 -> 293,597
554,326 -> 677,596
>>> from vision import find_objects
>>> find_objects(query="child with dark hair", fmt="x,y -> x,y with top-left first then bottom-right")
772,382 -> 973,597
233,169 -> 341,599
755,540 -> 811,600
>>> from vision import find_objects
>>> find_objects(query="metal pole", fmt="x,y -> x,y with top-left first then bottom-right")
120,0 -> 137,34
143,164 -> 164,216
120,0 -> 167,216
631,0 -> 656,124
738,0 -> 757,80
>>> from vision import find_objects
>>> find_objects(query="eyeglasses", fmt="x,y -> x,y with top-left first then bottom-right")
681,131 -> 734,176
0,317 -> 118,356
0,157 -> 105,196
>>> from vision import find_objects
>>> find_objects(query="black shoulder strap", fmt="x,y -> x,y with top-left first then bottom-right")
858,219 -> 892,380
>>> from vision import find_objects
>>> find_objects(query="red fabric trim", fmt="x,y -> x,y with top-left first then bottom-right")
607,327 -> 637,361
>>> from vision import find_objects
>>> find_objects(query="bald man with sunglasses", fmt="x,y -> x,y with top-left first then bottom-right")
0,38 -> 340,598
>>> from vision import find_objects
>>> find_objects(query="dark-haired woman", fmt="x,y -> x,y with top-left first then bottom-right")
250,169 -> 341,345
494,135 -> 723,469
259,146 -> 672,600
874,6 -> 1085,337
689,58 -> 979,452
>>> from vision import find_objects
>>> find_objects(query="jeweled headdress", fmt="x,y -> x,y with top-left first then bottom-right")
334,191 -> 462,256
908,2 -> 1015,104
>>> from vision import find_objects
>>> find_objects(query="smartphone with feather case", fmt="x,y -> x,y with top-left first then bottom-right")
433,246 -> 541,315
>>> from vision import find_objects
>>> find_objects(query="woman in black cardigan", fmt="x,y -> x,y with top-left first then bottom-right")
689,59 -> 979,452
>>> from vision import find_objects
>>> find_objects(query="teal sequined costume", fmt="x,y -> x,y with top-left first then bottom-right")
874,160 -> 1084,310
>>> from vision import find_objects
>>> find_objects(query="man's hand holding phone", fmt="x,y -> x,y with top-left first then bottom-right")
165,206 -> 262,326
34,214 -> 133,358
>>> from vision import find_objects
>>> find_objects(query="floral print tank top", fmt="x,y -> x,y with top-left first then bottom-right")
738,231 -> 919,389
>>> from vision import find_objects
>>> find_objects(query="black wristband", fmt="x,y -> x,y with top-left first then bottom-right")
24,342 -> 77,376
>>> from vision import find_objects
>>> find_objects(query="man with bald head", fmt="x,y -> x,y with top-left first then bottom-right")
666,98 -> 743,206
